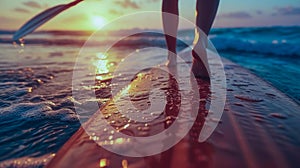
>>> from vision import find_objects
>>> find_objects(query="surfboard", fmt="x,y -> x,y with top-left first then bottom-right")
46,48 -> 300,168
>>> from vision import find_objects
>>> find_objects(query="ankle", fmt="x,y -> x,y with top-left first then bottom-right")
168,51 -> 177,59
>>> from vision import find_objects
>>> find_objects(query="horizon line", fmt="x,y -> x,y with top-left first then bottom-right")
0,24 -> 299,33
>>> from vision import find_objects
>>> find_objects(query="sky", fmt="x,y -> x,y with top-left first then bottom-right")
0,0 -> 300,30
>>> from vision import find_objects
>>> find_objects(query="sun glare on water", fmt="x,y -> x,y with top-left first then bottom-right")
91,16 -> 107,29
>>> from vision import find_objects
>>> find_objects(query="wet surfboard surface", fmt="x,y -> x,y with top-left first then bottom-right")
47,48 -> 300,168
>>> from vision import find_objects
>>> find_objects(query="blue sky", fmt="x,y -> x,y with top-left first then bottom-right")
0,0 -> 299,30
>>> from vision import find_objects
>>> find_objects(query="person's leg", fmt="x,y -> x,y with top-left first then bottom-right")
162,0 -> 179,66
192,0 -> 220,78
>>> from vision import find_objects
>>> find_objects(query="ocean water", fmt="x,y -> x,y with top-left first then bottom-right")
210,26 -> 300,104
0,26 -> 299,166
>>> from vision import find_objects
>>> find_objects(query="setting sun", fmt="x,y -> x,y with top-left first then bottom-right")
91,16 -> 107,29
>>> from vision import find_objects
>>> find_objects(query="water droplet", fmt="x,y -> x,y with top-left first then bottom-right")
89,135 -> 99,141
121,123 -> 129,129
104,114 -> 111,119
166,120 -> 172,125
99,159 -> 109,168
115,138 -> 126,145
122,160 -> 128,168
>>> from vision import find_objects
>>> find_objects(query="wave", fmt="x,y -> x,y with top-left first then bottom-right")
0,26 -> 299,56
211,36 -> 300,57
1,36 -> 298,57
210,26 -> 300,36
0,102 -> 79,122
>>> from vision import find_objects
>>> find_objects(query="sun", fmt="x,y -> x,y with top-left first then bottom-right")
91,16 -> 107,29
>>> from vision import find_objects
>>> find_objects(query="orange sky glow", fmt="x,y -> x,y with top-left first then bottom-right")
1,0 -> 299,31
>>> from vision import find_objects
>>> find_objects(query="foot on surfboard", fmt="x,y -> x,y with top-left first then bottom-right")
191,58 -> 210,79
191,49 -> 210,79
165,52 -> 177,67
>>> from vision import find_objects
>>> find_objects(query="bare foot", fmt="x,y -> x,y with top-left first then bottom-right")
191,58 -> 209,78
165,52 -> 177,67
191,48 -> 210,79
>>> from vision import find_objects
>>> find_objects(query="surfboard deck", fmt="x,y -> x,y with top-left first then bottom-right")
47,48 -> 300,168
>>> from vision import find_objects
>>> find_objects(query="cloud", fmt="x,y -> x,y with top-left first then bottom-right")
62,14 -> 88,23
219,11 -> 252,19
14,8 -> 30,14
23,1 -> 42,9
275,6 -> 300,15
114,0 -> 140,9
0,16 -> 19,28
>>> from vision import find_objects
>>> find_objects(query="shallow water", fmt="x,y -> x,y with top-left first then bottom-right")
0,45 -> 81,163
